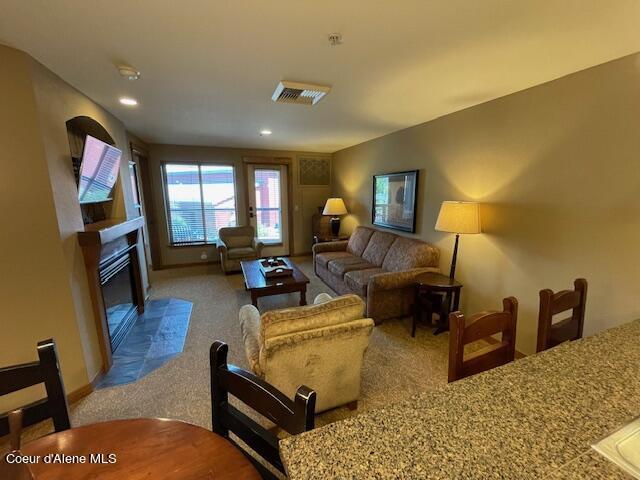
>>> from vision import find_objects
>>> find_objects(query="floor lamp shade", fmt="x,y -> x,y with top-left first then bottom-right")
435,201 -> 481,278
435,201 -> 481,234
323,198 -> 348,238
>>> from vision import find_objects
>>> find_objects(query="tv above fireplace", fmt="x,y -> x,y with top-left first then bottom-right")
77,135 -> 122,204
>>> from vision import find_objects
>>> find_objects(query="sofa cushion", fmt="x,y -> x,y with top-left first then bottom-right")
227,246 -> 257,259
219,226 -> 256,248
346,226 -> 375,256
382,236 -> 440,272
315,251 -> 354,269
361,231 -> 397,266
344,268 -> 384,296
261,294 -> 365,339
328,257 -> 376,277
224,236 -> 252,248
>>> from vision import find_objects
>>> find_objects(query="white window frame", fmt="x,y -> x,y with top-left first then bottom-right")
162,162 -> 237,246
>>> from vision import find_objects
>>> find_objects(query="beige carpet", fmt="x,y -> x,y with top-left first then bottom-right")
18,257 -> 453,442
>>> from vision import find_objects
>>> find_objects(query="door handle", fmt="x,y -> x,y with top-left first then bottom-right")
249,206 -> 254,218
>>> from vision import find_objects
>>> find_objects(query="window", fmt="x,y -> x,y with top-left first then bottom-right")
128,160 -> 142,214
163,163 -> 237,245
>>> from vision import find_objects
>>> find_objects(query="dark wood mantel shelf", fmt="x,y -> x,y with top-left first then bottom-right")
78,216 -> 146,373
78,216 -> 145,247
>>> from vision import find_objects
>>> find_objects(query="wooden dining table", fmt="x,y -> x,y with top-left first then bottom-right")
20,418 -> 261,479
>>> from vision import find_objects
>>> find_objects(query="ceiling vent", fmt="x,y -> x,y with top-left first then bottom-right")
272,80 -> 331,106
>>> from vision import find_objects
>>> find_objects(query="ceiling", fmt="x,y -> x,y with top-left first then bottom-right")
1,0 -> 639,153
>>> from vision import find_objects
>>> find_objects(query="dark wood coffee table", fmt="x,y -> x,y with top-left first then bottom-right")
241,257 -> 310,309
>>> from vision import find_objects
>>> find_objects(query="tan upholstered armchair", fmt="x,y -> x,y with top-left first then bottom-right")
218,226 -> 264,273
239,293 -> 374,413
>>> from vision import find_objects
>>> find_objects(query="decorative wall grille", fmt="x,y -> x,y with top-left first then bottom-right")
299,156 -> 331,186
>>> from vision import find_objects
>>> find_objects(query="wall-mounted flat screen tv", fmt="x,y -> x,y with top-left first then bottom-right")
77,135 -> 122,204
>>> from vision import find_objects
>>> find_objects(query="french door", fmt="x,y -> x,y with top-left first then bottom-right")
247,164 -> 289,256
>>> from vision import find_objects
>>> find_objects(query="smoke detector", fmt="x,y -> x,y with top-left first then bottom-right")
118,65 -> 140,81
328,33 -> 343,46
271,80 -> 331,106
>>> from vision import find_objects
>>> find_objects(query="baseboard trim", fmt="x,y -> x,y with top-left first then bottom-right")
67,371 -> 103,405
157,255 -> 312,270
156,260 -> 219,270
484,336 -> 527,359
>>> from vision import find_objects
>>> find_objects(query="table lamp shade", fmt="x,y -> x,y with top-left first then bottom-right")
323,198 -> 348,216
435,201 -> 481,234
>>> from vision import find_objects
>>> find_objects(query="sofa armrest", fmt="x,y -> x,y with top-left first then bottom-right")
368,267 -> 440,292
217,239 -> 228,254
252,237 -> 264,257
239,304 -> 264,376
313,293 -> 333,304
312,240 -> 348,255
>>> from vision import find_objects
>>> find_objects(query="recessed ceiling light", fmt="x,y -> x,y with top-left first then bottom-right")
119,97 -> 138,106
259,129 -> 272,136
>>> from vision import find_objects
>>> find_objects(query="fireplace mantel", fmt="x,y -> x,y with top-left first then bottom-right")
78,217 -> 145,247
78,216 -> 146,373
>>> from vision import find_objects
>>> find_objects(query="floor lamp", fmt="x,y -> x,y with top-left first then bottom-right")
435,201 -> 481,279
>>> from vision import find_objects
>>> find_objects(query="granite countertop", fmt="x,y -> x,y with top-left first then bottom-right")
280,319 -> 640,479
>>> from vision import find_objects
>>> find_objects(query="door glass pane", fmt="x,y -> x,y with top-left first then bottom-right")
129,162 -> 140,207
164,164 -> 204,244
201,164 -> 237,241
254,169 -> 282,242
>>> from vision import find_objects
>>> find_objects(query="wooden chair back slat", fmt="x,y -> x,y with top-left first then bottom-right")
537,278 -> 587,352
460,342 -> 512,379
462,311 -> 513,344
220,405 -> 283,471
0,339 -> 70,437
549,290 -> 582,315
0,363 -> 42,396
218,365 -> 305,434
0,400 -> 51,437
449,297 -> 518,383
210,341 -> 316,477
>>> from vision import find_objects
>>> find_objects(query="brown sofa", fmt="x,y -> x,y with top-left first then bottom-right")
312,226 -> 440,324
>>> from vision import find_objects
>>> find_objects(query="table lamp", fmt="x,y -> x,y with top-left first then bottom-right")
323,198 -> 348,239
435,201 -> 481,279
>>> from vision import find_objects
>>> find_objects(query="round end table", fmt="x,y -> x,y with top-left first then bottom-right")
412,272 -> 463,336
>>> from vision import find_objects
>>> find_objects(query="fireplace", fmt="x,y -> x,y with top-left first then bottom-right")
100,247 -> 138,352
78,217 -> 146,372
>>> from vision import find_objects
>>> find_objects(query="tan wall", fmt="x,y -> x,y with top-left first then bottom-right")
0,44 -> 150,410
0,45 -> 89,410
27,56 -> 151,384
333,53 -> 640,354
147,144 -> 331,266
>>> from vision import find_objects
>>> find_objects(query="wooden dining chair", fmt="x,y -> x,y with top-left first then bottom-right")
0,410 -> 35,480
210,341 -> 316,479
448,297 -> 518,383
536,278 -> 588,353
0,339 -> 70,440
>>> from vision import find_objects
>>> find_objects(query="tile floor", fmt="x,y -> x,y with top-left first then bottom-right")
96,298 -> 193,389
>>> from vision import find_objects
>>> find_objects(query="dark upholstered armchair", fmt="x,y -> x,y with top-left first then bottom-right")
217,226 -> 264,273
